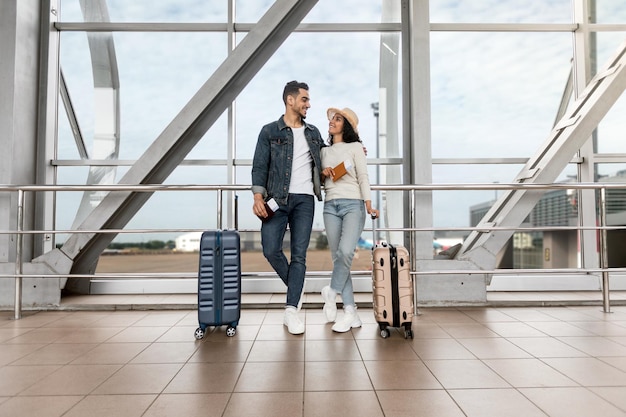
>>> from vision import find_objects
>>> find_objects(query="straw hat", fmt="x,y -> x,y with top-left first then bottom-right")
327,107 -> 359,134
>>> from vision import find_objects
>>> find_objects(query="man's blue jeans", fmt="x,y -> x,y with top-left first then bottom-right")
323,199 -> 366,307
261,193 -> 315,308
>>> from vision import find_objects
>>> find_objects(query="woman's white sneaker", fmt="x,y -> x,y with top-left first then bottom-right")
331,306 -> 361,333
321,286 -> 337,322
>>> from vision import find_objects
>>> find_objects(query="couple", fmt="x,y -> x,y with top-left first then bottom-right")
251,80 -> 379,335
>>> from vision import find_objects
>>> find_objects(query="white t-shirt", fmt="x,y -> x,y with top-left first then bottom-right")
288,126 -> 314,195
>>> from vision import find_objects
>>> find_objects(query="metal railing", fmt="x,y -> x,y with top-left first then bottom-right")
1,182 -> 625,319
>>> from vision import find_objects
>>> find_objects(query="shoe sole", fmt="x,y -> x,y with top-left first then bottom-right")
331,320 -> 362,333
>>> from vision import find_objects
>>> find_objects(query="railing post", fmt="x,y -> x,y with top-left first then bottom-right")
410,189 -> 418,315
599,186 -> 611,313
14,189 -> 24,320
217,188 -> 223,229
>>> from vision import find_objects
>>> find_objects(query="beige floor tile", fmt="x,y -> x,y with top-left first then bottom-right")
164,362 -> 244,393
130,341 -> 199,363
0,328 -> 33,343
304,391 -> 383,417
224,392 -> 303,417
92,363 -> 183,394
439,323 -> 501,338
107,326 -> 171,343
90,312 -> 149,327
377,389 -> 466,417
461,308 -> 520,323
570,321 -> 626,337
155,325 -> 199,342
0,365 -> 60,396
143,393 -> 230,417
247,340 -> 305,362
53,327 -> 124,343
355,338 -> 420,361
4,328 -> 76,344
189,339 -> 253,362
305,339 -> 361,361
599,356 -> 626,372
484,321 -> 548,337
132,312 -> 189,327
364,360 -> 442,390
589,387 -> 626,413
12,343 -> 98,366
542,357 -> 626,386
449,388 -> 548,417
458,338 -> 534,359
304,361 -> 373,391
21,364 -> 121,396
0,396 -> 82,417
0,343 -> 46,366
234,361 -> 304,392
62,394 -> 156,417
526,321 -> 596,337
557,336 -> 626,356
497,309 -> 558,322
410,338 -> 475,360
483,358 -> 578,387
520,387 -> 626,417
424,359 -> 510,389
508,337 -> 589,358
71,342 -> 149,365
410,322 -> 452,339
418,309 -> 477,323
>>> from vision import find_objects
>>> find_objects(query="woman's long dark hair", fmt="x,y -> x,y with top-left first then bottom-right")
328,117 -> 361,145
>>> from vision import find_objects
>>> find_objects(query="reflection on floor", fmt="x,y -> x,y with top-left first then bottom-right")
1,292 -> 626,417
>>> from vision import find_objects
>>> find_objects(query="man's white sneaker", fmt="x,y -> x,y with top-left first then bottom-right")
331,307 -> 362,333
321,286 -> 337,323
283,308 -> 305,335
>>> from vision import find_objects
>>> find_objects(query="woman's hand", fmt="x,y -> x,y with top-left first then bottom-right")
322,167 -> 335,180
365,200 -> 379,219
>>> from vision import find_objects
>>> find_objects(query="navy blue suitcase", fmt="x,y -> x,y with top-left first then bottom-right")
194,230 -> 241,339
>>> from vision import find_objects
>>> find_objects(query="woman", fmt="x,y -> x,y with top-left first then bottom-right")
320,107 -> 379,332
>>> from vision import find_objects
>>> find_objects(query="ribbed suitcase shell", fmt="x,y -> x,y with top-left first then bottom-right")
197,230 -> 241,336
372,243 -> 414,338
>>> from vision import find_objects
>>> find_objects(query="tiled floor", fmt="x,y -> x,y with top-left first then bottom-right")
1,295 -> 626,417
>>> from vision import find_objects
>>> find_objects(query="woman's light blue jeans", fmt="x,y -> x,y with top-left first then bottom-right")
323,198 -> 366,307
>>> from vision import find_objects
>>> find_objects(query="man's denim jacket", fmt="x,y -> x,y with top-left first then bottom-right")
251,115 -> 324,205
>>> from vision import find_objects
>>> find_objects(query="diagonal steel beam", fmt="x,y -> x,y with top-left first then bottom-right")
38,0 -> 318,275
458,39 -> 626,271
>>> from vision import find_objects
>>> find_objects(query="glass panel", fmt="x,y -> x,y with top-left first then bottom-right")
235,32 -> 390,159
595,0 -> 626,24
235,0 -> 389,23
60,0 -> 227,22
59,32 -> 227,160
594,32 -> 626,153
431,32 -> 572,158
430,0 -> 572,23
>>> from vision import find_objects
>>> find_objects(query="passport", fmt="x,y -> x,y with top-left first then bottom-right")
332,159 -> 353,181
257,198 -> 279,222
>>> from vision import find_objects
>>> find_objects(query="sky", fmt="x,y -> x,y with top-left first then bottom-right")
55,0 -> 626,242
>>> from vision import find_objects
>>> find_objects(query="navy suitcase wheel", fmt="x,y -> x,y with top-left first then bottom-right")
194,230 -> 242,339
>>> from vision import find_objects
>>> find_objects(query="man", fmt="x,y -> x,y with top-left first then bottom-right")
251,81 -> 324,335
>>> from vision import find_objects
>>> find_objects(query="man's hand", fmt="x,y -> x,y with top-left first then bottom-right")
253,193 -> 268,219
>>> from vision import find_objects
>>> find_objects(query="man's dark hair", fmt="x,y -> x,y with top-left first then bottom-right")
283,80 -> 309,104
